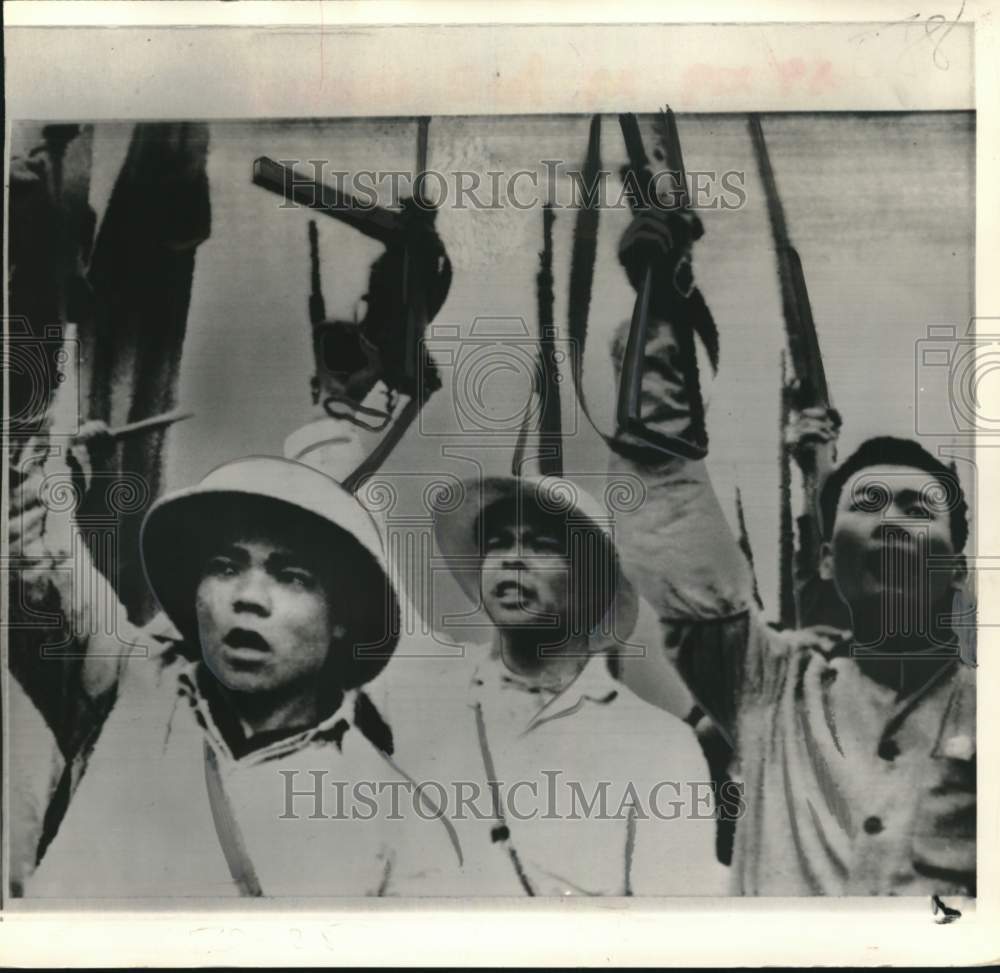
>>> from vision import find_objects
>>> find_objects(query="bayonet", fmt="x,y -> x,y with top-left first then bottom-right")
109,409 -> 193,441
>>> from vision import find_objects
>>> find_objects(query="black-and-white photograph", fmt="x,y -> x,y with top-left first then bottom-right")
2,2 -> 995,966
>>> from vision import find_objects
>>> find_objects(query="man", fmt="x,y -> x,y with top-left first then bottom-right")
373,474 -> 728,896
673,436 -> 976,896
607,202 -> 975,895
22,456 -> 463,898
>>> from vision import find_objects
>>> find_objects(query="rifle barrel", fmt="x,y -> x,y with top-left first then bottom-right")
308,220 -> 327,326
618,113 -> 653,208
748,115 -> 790,245
657,107 -> 690,210
748,116 -> 830,408
414,116 -> 431,205
252,157 -> 402,246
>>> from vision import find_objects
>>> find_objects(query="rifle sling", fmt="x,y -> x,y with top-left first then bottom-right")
203,741 -> 264,897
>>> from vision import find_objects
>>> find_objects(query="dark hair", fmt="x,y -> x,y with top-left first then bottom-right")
474,494 -> 618,636
819,436 -> 969,552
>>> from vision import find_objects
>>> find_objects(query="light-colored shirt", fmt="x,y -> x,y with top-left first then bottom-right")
8,679 -> 65,895
375,644 -> 727,896
681,613 -> 976,896
27,652 -> 463,900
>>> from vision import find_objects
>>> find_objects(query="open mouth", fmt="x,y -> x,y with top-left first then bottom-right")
223,628 -> 271,654
494,580 -> 534,604
864,544 -> 924,587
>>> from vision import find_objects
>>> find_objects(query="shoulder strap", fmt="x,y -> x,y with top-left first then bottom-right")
472,701 -> 536,896
202,741 -> 263,897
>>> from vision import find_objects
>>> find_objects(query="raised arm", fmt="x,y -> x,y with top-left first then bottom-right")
8,424 -> 148,755
604,206 -> 855,765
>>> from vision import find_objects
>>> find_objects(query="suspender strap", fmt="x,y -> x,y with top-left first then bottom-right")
472,702 -> 536,897
202,741 -> 263,897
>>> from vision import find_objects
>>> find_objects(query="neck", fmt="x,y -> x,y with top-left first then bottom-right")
218,682 -> 328,738
849,597 -> 956,653
495,627 -> 590,691
848,599 -> 957,694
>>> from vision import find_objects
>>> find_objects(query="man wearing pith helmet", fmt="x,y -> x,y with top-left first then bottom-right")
377,472 -> 727,896
27,456 -> 462,898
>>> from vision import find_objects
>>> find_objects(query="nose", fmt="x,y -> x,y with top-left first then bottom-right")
872,520 -> 926,548
498,550 -> 527,571
232,568 -> 272,616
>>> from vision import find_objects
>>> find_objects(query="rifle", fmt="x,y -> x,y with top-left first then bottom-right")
565,115 -> 603,439
564,111 -> 717,462
254,151 -> 448,392
343,118 -> 446,491
749,115 -> 836,615
778,351 -> 797,629
254,122 -> 450,491
616,110 -> 712,460
512,204 -> 562,478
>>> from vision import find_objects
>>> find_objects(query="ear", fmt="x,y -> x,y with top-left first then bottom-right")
818,541 -> 835,581
949,553 -> 968,591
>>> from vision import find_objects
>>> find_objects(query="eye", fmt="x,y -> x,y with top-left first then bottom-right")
278,568 -> 317,590
484,532 -> 508,552
205,555 -> 240,577
905,504 -> 931,519
533,534 -> 563,552
849,482 -> 889,513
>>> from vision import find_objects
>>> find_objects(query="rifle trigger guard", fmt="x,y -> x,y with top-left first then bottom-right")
322,394 -> 395,433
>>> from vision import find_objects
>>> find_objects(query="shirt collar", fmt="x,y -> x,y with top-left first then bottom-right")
176,661 -> 354,763
471,648 -> 621,734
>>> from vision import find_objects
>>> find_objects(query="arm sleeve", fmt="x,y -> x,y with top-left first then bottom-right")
9,547 -> 167,758
628,720 -> 730,896
7,678 -> 65,894
615,597 -> 698,721
670,612 -> 791,749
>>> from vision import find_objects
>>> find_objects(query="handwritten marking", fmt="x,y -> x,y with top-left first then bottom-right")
849,3 -> 966,73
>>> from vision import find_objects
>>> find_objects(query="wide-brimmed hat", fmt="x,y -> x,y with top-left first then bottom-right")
434,475 -> 638,644
141,456 -> 400,687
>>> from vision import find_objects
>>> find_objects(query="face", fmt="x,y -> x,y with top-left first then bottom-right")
195,528 -> 336,699
478,517 -> 570,630
823,463 -> 964,621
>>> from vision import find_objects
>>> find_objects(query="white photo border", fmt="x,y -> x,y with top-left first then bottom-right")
2,0 -> 997,966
